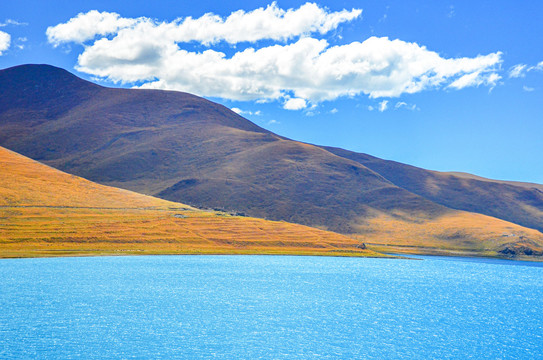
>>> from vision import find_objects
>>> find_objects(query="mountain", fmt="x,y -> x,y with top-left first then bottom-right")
1,64 -> 543,258
0,146 -> 379,258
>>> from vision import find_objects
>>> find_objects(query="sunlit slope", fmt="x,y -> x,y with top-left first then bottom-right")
351,209 -> 543,259
0,147 -> 380,258
0,147 -> 183,208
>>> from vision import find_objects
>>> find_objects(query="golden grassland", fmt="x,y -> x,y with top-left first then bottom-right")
0,207 -> 385,258
350,209 -> 543,259
0,147 -> 382,258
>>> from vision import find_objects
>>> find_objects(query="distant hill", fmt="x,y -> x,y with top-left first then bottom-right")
322,147 -> 543,234
1,64 -> 542,258
0,146 -> 378,258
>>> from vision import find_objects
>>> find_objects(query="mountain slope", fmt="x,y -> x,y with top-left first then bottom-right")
322,146 -> 543,233
0,146 -> 379,258
0,64 -> 452,234
1,64 -> 543,258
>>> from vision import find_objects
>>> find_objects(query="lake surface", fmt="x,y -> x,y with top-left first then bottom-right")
1,255 -> 542,359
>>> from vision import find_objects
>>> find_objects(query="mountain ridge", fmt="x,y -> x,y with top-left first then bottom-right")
321,145 -> 543,233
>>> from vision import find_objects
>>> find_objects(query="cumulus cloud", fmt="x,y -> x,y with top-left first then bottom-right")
47,4 -> 361,46
74,35 -> 502,102
523,86 -> 534,92
283,98 -> 307,110
0,30 -> 10,55
48,4 -> 503,109
378,100 -> 388,112
47,11 -> 137,46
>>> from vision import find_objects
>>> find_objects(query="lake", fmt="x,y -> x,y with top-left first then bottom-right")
1,255 -> 542,359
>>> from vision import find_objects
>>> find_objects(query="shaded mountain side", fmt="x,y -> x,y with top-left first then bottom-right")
0,145 -> 381,258
155,139 -> 453,233
0,64 -> 274,164
322,146 -> 543,233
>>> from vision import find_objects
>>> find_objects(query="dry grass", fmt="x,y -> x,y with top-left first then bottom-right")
0,207 -> 383,258
0,147 -> 182,209
350,209 -> 543,258
0,147 -> 382,258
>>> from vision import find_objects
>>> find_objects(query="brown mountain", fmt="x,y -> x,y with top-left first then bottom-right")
1,64 -> 542,258
322,147 -> 543,234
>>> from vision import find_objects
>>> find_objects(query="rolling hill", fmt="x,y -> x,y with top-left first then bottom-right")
0,146 -> 380,258
1,64 -> 542,258
322,147 -> 543,234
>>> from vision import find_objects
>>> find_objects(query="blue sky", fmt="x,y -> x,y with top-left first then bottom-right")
1,1 -> 542,183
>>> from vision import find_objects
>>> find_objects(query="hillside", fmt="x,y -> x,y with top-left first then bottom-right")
0,146 -> 380,258
323,146 -> 543,234
1,64 -> 543,258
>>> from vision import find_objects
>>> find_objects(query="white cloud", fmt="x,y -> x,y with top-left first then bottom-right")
368,105 -> 374,111
447,5 -> 455,18
448,71 -> 500,90
46,11 -> 137,46
14,37 -> 27,50
49,5 -> 503,107
509,64 -> 527,78
75,35 -> 502,103
330,108 -> 338,114
47,4 -> 361,47
283,98 -> 307,110
0,19 -> 28,27
0,30 -> 10,55
523,86 -> 534,92
509,61 -> 543,78
395,101 -> 417,110
378,100 -> 388,112
231,107 -> 261,116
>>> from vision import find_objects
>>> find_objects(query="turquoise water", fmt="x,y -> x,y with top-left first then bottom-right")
0,255 -> 542,359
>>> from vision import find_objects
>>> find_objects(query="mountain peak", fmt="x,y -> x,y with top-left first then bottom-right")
0,63 -> 95,88
0,64 -> 101,113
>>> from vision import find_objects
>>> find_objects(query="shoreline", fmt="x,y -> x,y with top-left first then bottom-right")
0,248 -> 398,260
369,244 -> 543,263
